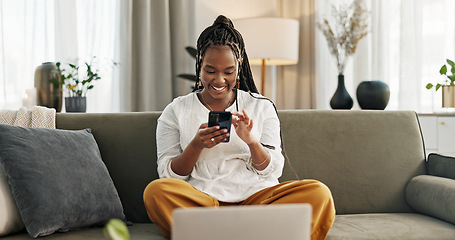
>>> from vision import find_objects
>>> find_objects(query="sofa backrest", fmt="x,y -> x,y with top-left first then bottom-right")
278,110 -> 426,214
57,112 -> 161,223
56,110 -> 426,222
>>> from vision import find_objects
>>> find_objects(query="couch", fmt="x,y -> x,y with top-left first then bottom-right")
2,110 -> 455,239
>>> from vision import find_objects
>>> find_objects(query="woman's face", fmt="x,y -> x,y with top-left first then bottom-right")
200,45 -> 238,101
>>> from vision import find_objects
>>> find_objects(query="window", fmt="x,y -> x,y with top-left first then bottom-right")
0,0 -> 119,112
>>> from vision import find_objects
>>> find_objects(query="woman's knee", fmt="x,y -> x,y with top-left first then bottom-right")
304,180 -> 336,220
288,180 -> 334,206
143,178 -> 188,204
308,180 -> 333,202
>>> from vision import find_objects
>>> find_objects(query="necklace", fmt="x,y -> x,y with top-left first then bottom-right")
200,91 -> 234,111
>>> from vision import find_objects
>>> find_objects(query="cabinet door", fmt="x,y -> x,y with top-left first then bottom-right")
419,116 -> 438,151
437,117 -> 455,153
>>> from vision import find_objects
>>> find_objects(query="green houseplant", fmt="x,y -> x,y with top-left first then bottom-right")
177,46 -> 197,87
426,59 -> 455,91
56,57 -> 102,97
426,59 -> 455,108
56,56 -> 117,112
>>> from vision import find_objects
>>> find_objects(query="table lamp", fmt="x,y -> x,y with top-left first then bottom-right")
234,17 -> 299,95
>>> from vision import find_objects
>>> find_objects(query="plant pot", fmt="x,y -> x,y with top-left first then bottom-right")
330,74 -> 353,109
34,62 -> 63,112
442,85 -> 455,108
356,81 -> 390,110
65,97 -> 87,113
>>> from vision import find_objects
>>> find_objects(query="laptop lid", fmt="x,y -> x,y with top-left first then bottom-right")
172,203 -> 312,240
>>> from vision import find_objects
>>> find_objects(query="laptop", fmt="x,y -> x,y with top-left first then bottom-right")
172,203 -> 312,240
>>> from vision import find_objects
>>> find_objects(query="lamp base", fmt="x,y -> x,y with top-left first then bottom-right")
261,59 -> 266,95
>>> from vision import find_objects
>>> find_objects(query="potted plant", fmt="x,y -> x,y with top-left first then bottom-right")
177,46 -> 198,88
56,57 -> 117,112
316,0 -> 369,109
426,59 -> 455,107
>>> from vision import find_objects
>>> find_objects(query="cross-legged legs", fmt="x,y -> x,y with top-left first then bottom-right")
144,178 -> 335,240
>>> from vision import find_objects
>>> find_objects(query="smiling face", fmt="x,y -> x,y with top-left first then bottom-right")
200,45 -> 238,104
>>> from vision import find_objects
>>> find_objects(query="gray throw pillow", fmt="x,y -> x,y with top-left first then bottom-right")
0,124 -> 125,238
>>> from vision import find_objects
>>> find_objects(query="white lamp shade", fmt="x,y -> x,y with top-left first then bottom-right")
234,17 -> 299,65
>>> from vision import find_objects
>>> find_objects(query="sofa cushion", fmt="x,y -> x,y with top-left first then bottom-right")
427,153 -> 455,179
0,124 -> 125,238
406,175 -> 455,225
0,223 -> 166,240
327,213 -> 455,240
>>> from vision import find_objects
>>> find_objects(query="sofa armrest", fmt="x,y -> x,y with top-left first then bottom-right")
406,175 -> 455,225
427,153 -> 455,179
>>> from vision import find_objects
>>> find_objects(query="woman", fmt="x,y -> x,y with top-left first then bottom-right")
143,15 -> 335,240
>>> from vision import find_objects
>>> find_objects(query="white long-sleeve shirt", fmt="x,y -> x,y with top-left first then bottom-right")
156,90 -> 284,202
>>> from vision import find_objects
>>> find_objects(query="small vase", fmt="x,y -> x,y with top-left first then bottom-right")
65,97 -> 87,113
442,85 -> 455,108
34,62 -> 63,112
356,81 -> 390,110
330,74 -> 353,110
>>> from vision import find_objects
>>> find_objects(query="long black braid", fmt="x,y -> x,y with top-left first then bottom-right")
193,15 -> 299,180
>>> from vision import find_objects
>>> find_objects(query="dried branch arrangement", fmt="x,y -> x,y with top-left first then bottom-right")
317,0 -> 369,74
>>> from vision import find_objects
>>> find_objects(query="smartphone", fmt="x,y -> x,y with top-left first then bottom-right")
208,111 -> 232,143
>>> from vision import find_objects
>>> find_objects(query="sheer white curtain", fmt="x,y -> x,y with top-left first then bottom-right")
0,0 -> 120,112
55,0 -> 120,113
0,0 -> 56,110
315,0 -> 455,112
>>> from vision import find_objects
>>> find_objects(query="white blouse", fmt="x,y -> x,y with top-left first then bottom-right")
156,90 -> 284,202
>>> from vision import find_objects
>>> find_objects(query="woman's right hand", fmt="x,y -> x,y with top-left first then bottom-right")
192,123 -> 230,150
171,123 -> 229,176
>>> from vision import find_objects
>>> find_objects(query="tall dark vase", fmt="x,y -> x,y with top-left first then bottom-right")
330,74 -> 353,109
34,62 -> 63,112
356,81 -> 390,110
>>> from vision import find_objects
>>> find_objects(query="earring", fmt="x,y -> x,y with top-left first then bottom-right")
197,79 -> 202,88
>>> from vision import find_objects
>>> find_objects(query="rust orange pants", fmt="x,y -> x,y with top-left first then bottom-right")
143,178 -> 335,240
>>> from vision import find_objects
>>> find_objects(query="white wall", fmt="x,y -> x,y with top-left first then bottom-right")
195,0 -> 278,35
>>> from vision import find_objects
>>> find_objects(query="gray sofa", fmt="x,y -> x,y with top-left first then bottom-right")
2,110 -> 455,239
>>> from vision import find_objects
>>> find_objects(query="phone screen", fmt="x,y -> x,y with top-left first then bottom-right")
208,111 -> 232,143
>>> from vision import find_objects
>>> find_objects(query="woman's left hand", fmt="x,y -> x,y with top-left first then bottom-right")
232,109 -> 256,145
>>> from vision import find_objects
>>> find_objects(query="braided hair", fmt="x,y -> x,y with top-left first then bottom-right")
193,15 -> 258,93
194,15 -> 299,180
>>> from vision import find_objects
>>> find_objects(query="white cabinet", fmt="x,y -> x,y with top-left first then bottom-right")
419,115 -> 438,153
419,114 -> 455,154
